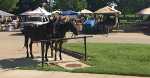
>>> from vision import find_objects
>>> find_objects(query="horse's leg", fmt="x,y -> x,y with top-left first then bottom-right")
45,41 -> 50,61
41,41 -> 45,67
24,36 -> 29,58
54,41 -> 58,61
26,45 -> 29,58
106,26 -> 110,37
50,41 -> 54,58
102,25 -> 105,34
107,26 -> 109,34
104,25 -> 106,34
29,40 -> 34,58
117,23 -> 120,32
59,40 -> 63,60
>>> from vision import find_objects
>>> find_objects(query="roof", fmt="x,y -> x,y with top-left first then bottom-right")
61,10 -> 78,16
80,9 -> 93,14
138,7 -> 150,15
52,10 -> 62,14
20,7 -> 51,16
0,10 -> 14,16
94,6 -> 121,14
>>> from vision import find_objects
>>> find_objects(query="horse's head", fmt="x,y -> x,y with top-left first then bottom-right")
74,19 -> 83,32
52,16 -> 79,38
64,16 -> 79,35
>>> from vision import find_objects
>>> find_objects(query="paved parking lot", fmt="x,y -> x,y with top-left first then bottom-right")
0,32 -> 149,78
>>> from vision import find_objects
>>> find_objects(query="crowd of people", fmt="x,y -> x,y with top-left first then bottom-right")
61,14 -> 118,34
0,11 -> 118,35
0,16 -> 19,31
51,13 -> 118,34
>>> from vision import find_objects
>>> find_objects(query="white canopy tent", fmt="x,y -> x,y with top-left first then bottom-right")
20,7 -> 51,16
0,10 -> 14,16
20,7 -> 51,26
52,10 -> 62,14
80,9 -> 93,14
138,7 -> 150,15
94,6 -> 121,15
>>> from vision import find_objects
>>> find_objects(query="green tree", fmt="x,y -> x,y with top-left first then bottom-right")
75,0 -> 87,11
86,0 -> 112,11
16,0 -> 41,13
118,0 -> 145,14
87,0 -> 147,14
54,0 -> 87,11
0,0 -> 19,13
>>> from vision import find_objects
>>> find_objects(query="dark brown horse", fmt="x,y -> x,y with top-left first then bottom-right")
45,16 -> 79,61
21,16 -> 78,61
21,20 -> 54,59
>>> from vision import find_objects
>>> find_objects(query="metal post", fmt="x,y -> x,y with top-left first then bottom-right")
47,0 -> 53,12
84,37 -> 87,61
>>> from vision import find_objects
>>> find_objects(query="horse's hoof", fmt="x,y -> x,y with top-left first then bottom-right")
26,56 -> 29,58
31,56 -> 34,59
50,56 -> 53,58
60,58 -> 63,60
45,58 -> 49,62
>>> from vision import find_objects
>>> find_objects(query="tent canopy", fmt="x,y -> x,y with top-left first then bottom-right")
61,10 -> 78,16
94,6 -> 121,14
20,7 -> 51,16
52,10 -> 62,14
0,10 -> 14,16
80,9 -> 93,14
138,7 -> 150,15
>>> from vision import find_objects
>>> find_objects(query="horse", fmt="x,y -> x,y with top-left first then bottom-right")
21,19 -> 54,59
44,16 -> 79,61
21,16 -> 79,61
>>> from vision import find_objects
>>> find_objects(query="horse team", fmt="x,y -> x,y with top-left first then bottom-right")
21,14 -> 117,61
21,16 -> 79,61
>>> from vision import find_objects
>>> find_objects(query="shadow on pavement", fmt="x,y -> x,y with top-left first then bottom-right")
62,48 -> 84,60
9,32 -> 23,36
0,57 -> 40,70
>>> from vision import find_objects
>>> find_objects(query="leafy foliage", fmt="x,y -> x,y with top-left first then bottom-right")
0,0 -> 150,15
54,0 -> 87,11
0,0 -> 19,12
16,0 -> 38,13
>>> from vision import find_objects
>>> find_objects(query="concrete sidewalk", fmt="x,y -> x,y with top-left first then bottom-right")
1,32 -> 150,78
43,53 -> 90,70
0,70 -> 149,78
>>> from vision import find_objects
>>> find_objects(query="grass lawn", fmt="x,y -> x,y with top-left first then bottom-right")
19,43 -> 150,77
63,43 -> 150,76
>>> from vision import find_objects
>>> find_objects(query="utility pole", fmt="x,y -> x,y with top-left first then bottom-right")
45,0 -> 55,12
40,0 -> 55,12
